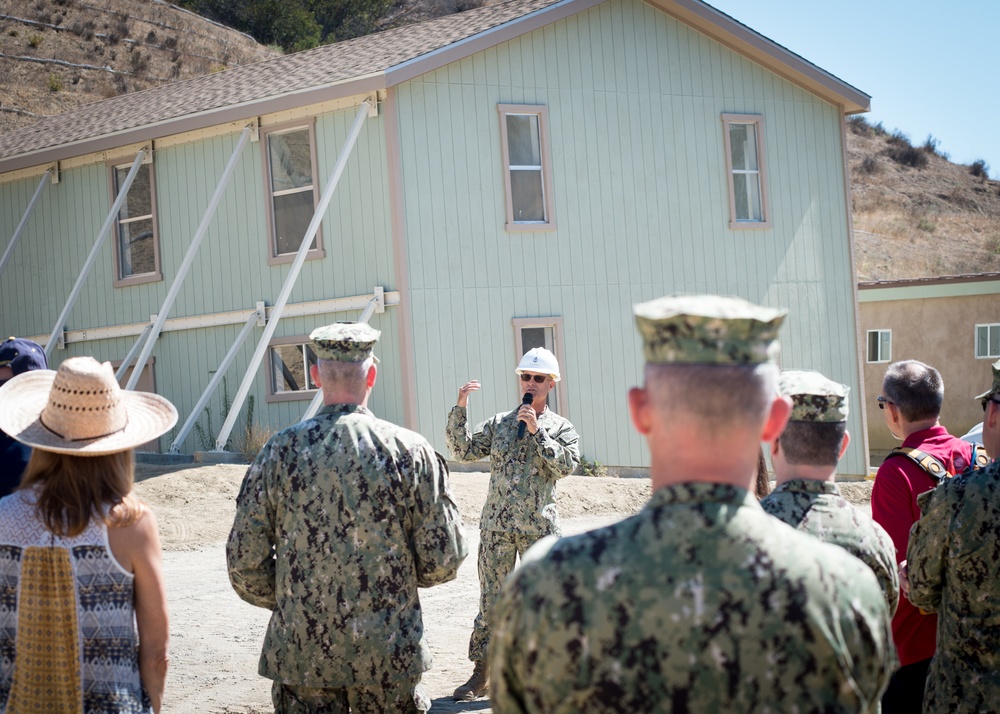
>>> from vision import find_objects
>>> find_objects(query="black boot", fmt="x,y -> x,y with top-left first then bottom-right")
453,660 -> 489,701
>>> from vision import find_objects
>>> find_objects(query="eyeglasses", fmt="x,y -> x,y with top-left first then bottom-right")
876,395 -> 894,410
982,396 -> 1000,412
520,374 -> 549,383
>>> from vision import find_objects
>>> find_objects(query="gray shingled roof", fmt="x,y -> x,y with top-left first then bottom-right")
0,0 -> 563,162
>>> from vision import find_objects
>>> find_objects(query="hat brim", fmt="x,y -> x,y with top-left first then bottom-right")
974,387 -> 997,401
0,370 -> 178,456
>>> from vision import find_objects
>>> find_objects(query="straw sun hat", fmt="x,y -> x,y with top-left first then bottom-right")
0,356 -> 177,456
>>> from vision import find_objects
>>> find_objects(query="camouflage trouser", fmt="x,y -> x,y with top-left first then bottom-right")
271,677 -> 430,714
468,530 -> 546,661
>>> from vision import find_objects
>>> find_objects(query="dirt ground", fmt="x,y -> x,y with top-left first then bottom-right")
135,462 -> 873,713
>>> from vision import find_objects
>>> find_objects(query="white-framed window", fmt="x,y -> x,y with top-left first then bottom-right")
498,104 -> 556,231
722,113 -> 771,229
976,324 -> 1000,359
866,329 -> 892,363
512,317 -> 567,417
262,122 -> 324,264
266,336 -> 319,402
109,160 -> 161,286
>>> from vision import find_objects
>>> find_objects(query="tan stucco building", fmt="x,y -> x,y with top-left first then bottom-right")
859,273 -> 1000,459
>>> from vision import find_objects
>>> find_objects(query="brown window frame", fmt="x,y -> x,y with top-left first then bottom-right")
108,159 -> 163,288
512,316 -> 568,418
265,334 -> 320,403
498,104 -> 557,232
261,121 -> 325,265
722,113 -> 772,230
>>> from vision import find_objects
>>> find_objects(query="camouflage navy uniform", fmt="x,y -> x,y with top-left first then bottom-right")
489,295 -> 895,713
762,479 -> 899,614
760,370 -> 899,615
906,359 -> 1000,713
446,403 -> 579,661
227,323 -> 468,713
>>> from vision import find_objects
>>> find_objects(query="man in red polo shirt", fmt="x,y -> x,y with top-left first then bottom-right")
872,359 -> 976,713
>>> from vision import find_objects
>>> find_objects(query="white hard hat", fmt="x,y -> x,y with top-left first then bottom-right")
516,347 -> 561,382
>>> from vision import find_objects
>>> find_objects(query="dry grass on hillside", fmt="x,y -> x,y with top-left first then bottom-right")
847,119 -> 1000,281
0,0 -> 278,134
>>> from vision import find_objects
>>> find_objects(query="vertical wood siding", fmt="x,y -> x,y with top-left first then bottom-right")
0,106 -> 401,453
395,0 -> 865,475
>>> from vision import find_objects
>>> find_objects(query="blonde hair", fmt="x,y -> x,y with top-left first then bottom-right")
19,449 -> 142,537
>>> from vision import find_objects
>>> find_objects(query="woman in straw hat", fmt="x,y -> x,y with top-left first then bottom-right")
0,356 -> 177,713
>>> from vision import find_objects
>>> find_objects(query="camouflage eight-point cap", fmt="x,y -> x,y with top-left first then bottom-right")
779,369 -> 850,423
309,322 -> 380,362
974,358 -> 1000,401
633,294 -> 786,365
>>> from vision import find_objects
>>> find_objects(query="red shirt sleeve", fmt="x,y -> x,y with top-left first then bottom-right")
871,459 -> 920,564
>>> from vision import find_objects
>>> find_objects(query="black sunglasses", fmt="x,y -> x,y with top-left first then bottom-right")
982,396 -> 1000,412
876,395 -> 894,410
520,374 -> 549,383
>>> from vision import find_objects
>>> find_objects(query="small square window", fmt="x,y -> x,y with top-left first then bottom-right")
262,123 -> 325,264
266,339 -> 319,402
110,159 -> 162,287
976,324 -> 1000,359
512,317 -> 567,417
722,114 -> 771,230
499,105 -> 556,231
866,329 -> 892,363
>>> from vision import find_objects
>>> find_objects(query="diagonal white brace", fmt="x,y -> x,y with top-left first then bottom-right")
0,169 -> 51,280
45,149 -> 146,361
124,127 -> 253,390
213,101 -> 372,451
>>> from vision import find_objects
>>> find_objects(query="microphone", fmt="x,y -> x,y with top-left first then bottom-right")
517,392 -> 534,439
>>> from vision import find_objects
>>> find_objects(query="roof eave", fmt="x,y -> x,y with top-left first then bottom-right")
384,0 -> 604,87
647,0 -> 870,114
386,0 -> 869,113
0,73 -> 386,176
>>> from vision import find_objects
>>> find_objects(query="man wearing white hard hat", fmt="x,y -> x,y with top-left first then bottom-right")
445,346 -> 580,701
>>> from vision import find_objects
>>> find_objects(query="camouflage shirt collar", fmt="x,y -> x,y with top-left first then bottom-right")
648,481 -> 757,507
317,403 -> 374,418
772,479 -> 840,496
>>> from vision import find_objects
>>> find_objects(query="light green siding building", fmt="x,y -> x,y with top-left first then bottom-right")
0,0 -> 872,475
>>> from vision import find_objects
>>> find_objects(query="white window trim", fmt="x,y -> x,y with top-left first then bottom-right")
498,104 -> 556,232
265,335 -> 320,403
866,329 -> 892,364
261,120 -> 325,265
108,159 -> 162,288
975,323 -> 1000,359
722,113 -> 772,230
512,316 -> 568,419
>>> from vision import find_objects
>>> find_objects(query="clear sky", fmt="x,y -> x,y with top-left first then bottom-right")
706,0 -> 999,177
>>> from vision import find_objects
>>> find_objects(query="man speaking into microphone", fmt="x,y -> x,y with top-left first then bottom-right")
446,347 -> 580,701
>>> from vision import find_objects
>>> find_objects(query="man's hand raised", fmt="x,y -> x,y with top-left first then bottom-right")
457,380 -> 481,408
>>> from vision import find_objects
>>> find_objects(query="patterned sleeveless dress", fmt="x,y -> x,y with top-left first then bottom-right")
0,488 -> 151,713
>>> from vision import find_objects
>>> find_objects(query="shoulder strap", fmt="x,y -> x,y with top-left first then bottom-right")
887,446 -> 949,482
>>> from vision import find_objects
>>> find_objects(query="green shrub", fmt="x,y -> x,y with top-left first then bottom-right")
886,141 -> 928,169
26,33 -> 43,48
847,115 -> 871,136
971,159 -> 990,179
922,135 -> 940,155
859,156 -> 879,175
578,458 -> 610,478
46,73 -> 63,92
917,217 -> 936,233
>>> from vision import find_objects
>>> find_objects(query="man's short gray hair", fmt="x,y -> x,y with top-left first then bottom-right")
644,362 -> 778,432
316,357 -> 372,399
882,360 -> 943,422
778,421 -> 846,467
